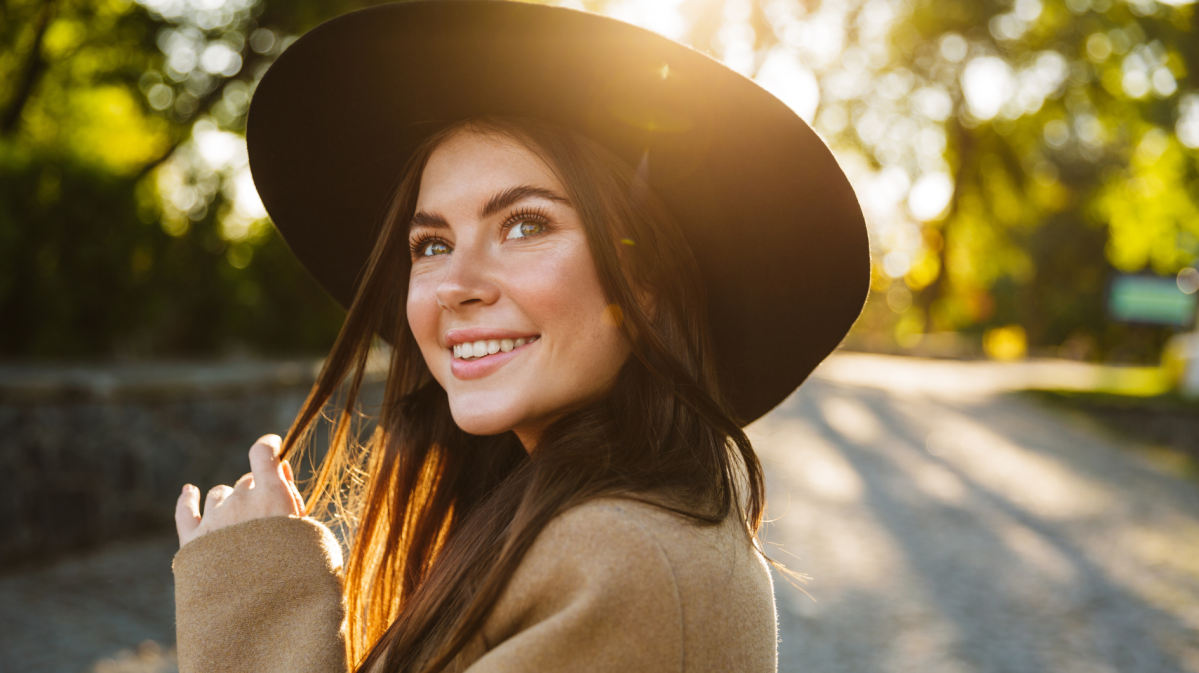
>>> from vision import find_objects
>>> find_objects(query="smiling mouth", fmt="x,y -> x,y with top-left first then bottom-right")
451,336 -> 540,361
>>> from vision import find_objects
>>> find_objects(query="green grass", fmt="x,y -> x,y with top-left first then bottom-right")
1023,388 -> 1199,482
1026,388 -> 1199,411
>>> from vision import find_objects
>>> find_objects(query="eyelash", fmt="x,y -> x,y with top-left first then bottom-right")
502,207 -> 553,236
408,232 -> 444,259
408,208 -> 553,259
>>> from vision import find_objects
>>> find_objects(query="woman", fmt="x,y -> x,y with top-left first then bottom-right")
172,2 -> 869,672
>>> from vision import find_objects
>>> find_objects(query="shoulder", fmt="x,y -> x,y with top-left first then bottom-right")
540,497 -> 768,593
516,496 -> 769,605
490,498 -> 685,628
514,497 -> 747,611
535,497 -> 687,563
469,498 -> 777,673
535,499 -> 778,673
473,498 -> 686,671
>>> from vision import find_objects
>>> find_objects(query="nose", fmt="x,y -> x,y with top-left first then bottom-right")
435,242 -> 501,310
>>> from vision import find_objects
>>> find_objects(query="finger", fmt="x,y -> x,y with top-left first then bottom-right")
290,483 -> 306,514
249,434 -> 287,493
282,460 -> 306,514
284,478 -> 304,514
175,484 -> 201,547
281,459 -> 303,508
204,484 -> 233,517
233,471 -> 254,493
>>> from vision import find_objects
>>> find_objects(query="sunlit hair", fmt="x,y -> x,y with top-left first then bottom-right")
280,116 -> 767,673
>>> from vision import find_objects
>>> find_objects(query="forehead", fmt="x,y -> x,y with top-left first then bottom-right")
416,130 -> 563,210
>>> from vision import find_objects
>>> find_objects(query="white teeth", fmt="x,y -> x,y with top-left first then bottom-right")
453,336 -> 539,360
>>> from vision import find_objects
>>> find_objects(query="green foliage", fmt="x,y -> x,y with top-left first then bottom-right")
3,0 -> 1197,362
907,0 -> 1199,361
655,0 -> 1199,361
1096,128 -> 1199,274
0,0 -> 387,358
0,155 -> 345,356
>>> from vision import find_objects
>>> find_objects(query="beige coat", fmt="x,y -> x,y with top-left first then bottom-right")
173,498 -> 778,672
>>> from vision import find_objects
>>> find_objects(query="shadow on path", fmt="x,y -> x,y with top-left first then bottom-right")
762,377 -> 1198,673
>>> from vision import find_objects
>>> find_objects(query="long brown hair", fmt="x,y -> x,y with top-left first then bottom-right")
280,116 -> 767,673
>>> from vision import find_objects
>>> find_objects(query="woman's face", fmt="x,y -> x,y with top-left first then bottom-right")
406,130 -> 630,447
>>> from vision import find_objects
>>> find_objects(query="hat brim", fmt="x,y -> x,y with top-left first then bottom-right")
247,0 -> 870,426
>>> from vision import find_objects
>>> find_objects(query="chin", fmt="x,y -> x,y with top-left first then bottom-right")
447,398 -> 530,437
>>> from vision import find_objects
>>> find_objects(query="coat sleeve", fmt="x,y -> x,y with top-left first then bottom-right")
172,515 -> 349,673
460,501 -> 686,673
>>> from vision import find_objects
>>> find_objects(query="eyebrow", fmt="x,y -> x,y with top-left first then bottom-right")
408,185 -> 571,232
479,185 -> 570,219
410,211 -> 449,230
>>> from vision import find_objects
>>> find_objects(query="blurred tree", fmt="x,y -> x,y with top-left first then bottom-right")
4,0 -> 1196,362
0,0 -> 384,358
645,0 -> 1199,362
889,0 -> 1199,362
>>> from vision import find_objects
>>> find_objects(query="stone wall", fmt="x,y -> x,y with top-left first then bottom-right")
0,360 -> 383,567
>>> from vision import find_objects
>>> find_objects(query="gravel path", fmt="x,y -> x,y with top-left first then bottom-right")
755,355 -> 1199,673
3,354 -> 1197,672
0,535 -> 179,673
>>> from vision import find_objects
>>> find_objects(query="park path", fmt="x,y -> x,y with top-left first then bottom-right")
2,353 -> 1198,672
755,354 -> 1199,673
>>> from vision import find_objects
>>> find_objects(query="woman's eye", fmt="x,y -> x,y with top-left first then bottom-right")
506,220 -> 546,240
419,240 -> 451,257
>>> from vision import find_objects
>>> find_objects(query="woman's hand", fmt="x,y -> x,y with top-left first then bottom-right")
175,434 -> 306,549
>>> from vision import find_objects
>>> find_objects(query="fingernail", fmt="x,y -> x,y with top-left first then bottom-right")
182,484 -> 195,494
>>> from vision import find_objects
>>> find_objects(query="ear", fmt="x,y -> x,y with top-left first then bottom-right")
613,237 -> 657,320
604,285 -> 655,347
632,283 -> 656,321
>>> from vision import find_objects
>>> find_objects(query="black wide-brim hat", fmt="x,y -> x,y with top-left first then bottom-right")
247,0 -> 870,426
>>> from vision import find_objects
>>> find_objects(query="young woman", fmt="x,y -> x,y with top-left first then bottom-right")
171,3 -> 869,672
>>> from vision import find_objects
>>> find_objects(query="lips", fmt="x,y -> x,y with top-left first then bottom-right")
445,329 -> 541,380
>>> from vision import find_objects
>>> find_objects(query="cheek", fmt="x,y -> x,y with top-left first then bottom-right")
512,248 -> 627,384
511,248 -> 608,333
406,276 -> 442,361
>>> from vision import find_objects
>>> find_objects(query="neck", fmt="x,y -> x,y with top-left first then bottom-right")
513,426 -> 540,453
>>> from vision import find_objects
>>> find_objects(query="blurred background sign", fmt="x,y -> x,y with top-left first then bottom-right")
1108,273 -> 1198,326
